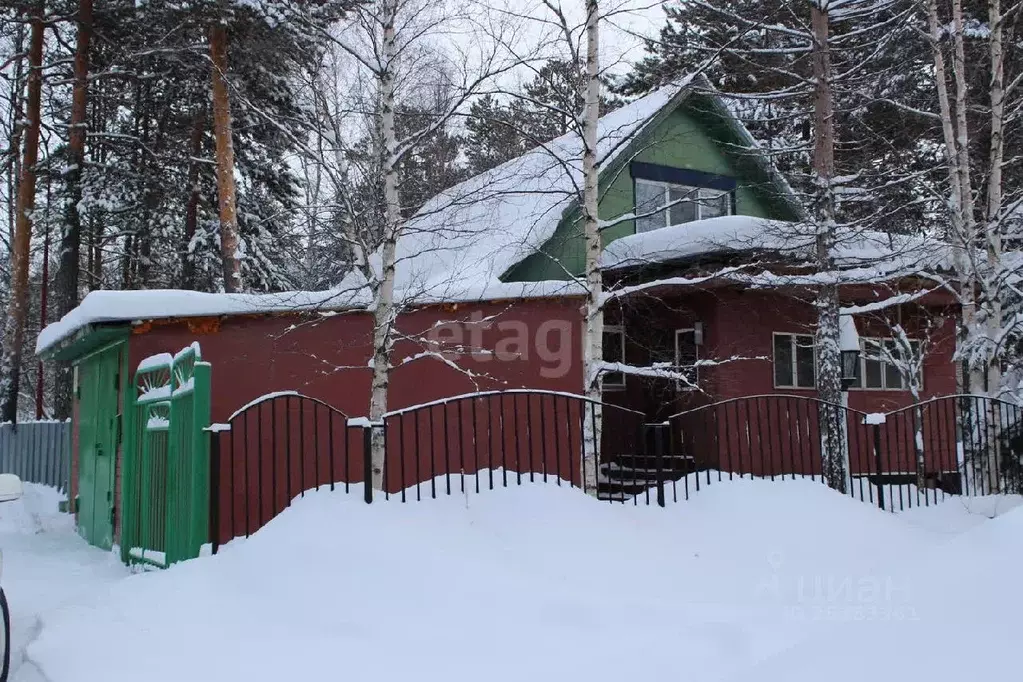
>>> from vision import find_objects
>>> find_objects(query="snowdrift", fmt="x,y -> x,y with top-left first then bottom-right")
25,480 -> 1022,682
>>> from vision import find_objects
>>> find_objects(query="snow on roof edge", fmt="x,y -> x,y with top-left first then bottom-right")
36,280 -> 586,356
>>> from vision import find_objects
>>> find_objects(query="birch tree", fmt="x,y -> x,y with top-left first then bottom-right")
580,0 -> 603,490
297,0 -> 525,488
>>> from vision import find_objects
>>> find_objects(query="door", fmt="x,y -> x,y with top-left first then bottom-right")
76,343 -> 123,550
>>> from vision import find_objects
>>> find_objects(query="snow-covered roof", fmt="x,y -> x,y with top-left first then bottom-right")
35,279 -> 582,355
38,84 -> 695,356
353,79 -> 693,299
602,215 -> 954,281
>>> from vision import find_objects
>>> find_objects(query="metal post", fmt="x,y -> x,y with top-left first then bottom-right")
872,422 -> 885,511
650,423 -> 666,508
209,428 -> 220,555
363,423 -> 373,504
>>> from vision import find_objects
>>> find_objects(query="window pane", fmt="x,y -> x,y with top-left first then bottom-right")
676,329 -> 698,388
884,340 -> 903,389
676,330 -> 697,364
700,189 -> 730,219
635,181 -> 665,233
863,340 -> 883,389
603,330 -> 624,363
774,335 -> 793,387
668,186 -> 698,225
795,335 -> 815,388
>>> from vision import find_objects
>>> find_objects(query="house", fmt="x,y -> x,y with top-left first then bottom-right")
36,76 -> 959,556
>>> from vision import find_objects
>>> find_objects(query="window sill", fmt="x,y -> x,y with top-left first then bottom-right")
848,387 -> 919,393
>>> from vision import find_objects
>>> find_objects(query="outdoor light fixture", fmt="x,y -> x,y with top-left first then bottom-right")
839,315 -> 860,392
693,321 -> 704,346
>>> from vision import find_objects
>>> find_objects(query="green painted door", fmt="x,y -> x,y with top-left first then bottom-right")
77,343 -> 123,550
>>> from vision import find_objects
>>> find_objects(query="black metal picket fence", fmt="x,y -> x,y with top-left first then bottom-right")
666,394 -> 1023,510
208,391 -> 1023,552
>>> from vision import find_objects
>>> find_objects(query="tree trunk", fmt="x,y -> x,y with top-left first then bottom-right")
5,22 -> 25,249
983,0 -> 1005,488
581,0 -> 603,493
0,4 -> 44,423
950,0 -> 985,395
368,0 -> 400,491
810,3 -> 846,492
52,0 -> 94,420
181,107 -> 206,290
209,21 -> 243,293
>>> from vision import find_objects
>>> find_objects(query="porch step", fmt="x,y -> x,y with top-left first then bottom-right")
596,453 -> 703,501
600,455 -> 698,477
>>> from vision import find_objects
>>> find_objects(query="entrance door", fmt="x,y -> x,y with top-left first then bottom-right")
77,343 -> 123,550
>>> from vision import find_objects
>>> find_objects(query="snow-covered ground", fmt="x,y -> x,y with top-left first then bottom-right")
2,479 -> 1020,682
0,485 -> 126,681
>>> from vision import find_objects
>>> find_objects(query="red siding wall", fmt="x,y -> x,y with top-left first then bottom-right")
707,288 -> 959,410
127,297 -> 587,422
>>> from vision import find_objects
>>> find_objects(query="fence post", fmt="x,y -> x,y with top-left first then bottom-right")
648,422 -> 667,508
871,420 -> 885,511
208,427 -> 221,556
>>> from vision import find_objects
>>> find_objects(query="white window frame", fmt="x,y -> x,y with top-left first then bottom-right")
772,332 -> 817,389
634,178 -> 732,233
674,328 -> 699,391
851,338 -> 923,392
601,325 -> 626,391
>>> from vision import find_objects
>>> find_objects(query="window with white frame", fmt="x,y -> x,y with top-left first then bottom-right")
602,326 -> 626,390
635,178 -> 732,233
773,333 -> 816,389
852,338 -> 921,390
675,328 -> 699,390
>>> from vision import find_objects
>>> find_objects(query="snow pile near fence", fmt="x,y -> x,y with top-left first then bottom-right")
27,478 -> 1017,682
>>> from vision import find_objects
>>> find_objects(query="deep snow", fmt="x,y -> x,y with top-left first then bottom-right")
0,485 -> 126,681
13,478 -> 1022,682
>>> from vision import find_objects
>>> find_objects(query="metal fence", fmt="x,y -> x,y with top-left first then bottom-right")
208,391 -> 1023,553
209,390 -> 648,550
0,420 -> 70,491
666,394 -> 1023,511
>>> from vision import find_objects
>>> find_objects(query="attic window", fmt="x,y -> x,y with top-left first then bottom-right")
635,179 -> 732,233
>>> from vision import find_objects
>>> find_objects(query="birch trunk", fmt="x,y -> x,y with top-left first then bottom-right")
983,0 -> 1005,488
581,0 -> 603,493
209,20 -> 243,293
810,3 -> 846,492
53,0 -> 94,420
950,0 -> 985,395
368,0 -> 401,491
0,4 -> 44,423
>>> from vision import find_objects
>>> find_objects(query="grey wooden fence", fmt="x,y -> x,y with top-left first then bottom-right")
0,420 -> 70,491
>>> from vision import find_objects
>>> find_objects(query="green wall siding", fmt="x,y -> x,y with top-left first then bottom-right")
506,98 -> 787,282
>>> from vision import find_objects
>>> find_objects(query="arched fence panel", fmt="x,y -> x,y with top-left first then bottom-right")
207,391 -> 1023,558
380,390 -> 647,501
666,394 -> 1023,511
209,392 -> 360,548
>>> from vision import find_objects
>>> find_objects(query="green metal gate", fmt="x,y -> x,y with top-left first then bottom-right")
121,343 -> 212,568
